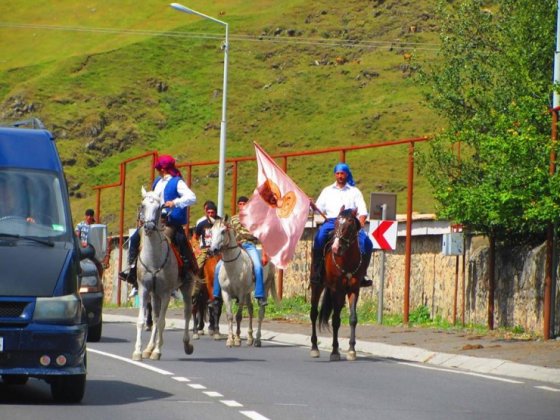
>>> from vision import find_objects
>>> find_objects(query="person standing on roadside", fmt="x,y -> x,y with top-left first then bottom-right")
75,208 -> 95,247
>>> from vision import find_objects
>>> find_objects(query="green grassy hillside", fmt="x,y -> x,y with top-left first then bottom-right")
0,0 -> 444,233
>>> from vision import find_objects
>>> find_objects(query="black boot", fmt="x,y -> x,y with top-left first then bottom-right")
118,260 -> 137,285
359,252 -> 373,287
310,248 -> 324,285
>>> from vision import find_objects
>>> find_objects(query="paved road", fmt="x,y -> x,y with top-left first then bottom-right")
104,307 -> 560,385
3,319 -> 559,419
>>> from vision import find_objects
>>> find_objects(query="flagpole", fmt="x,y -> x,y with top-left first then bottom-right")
310,201 -> 327,221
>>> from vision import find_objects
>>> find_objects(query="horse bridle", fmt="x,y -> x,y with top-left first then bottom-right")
331,215 -> 362,276
138,200 -> 171,281
215,222 -> 243,263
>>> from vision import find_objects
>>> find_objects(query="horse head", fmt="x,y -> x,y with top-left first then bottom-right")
331,208 -> 359,256
140,186 -> 163,235
209,215 -> 233,254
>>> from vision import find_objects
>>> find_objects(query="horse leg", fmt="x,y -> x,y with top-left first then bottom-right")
191,300 -> 200,340
346,291 -> 359,361
330,297 -> 344,362
147,296 -> 166,360
234,303 -> 243,347
223,295 -> 235,348
133,289 -> 148,360
180,280 -> 194,355
309,284 -> 322,358
212,300 -> 223,340
246,298 -> 254,346
255,296 -> 265,348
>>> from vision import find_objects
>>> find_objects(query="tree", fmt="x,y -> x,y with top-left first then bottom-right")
421,0 -> 557,240
419,0 -> 558,328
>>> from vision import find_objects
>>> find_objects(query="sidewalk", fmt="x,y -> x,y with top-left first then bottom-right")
103,307 -> 560,385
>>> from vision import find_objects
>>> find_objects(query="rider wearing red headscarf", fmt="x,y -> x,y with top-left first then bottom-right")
120,155 -> 197,289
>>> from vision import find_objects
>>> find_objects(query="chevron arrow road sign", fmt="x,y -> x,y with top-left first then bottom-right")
369,220 -> 398,251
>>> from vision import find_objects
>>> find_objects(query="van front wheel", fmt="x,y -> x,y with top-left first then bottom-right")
51,374 -> 86,403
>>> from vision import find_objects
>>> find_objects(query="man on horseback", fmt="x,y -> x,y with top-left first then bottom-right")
120,155 -> 197,288
311,162 -> 373,287
192,201 -> 220,300
211,195 -> 269,307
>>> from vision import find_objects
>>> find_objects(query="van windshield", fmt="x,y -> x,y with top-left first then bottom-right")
0,169 -> 70,239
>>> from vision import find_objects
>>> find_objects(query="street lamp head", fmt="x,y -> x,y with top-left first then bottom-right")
170,3 -> 195,15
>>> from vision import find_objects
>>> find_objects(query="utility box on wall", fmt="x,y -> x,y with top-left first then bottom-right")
442,232 -> 464,255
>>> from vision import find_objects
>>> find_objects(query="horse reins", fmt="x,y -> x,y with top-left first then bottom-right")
216,223 -> 243,263
330,216 -> 362,276
138,203 -> 172,286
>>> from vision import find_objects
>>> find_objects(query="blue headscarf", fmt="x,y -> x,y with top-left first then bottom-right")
333,162 -> 355,186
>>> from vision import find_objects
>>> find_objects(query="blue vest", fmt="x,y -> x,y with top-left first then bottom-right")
152,176 -> 187,225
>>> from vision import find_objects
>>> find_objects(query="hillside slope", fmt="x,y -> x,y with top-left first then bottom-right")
0,0 -> 444,231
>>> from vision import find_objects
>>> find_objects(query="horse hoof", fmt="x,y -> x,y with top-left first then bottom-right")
214,333 -> 223,341
246,338 -> 254,346
184,343 -> 194,355
192,333 -> 200,340
142,351 -> 152,359
226,339 -> 233,347
132,352 -> 142,361
310,349 -> 320,358
234,338 -> 242,347
150,352 -> 162,360
346,351 -> 357,361
254,339 -> 261,348
197,329 -> 205,336
330,353 -> 341,362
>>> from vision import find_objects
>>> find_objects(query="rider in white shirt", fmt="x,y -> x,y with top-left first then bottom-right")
311,162 -> 373,287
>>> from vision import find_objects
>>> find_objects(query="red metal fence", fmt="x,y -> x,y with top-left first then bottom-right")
93,136 -> 430,309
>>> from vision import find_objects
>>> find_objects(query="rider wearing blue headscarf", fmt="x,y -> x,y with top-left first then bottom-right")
311,162 -> 373,287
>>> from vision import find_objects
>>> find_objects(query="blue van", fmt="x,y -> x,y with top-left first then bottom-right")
0,119 -> 89,403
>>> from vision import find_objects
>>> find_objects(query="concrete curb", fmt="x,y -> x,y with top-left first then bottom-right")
103,314 -> 560,385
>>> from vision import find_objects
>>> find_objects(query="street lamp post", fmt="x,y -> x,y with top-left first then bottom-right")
170,3 -> 229,217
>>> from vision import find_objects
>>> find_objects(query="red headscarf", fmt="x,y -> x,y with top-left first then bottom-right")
155,155 -> 182,178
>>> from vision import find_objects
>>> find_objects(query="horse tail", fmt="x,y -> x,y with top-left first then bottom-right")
266,264 -> 280,305
318,289 -> 333,331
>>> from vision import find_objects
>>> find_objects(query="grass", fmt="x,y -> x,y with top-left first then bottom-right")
1,0 -> 446,232
106,297 -> 535,339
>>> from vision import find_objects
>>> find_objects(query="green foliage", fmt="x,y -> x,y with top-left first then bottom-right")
409,305 -> 431,324
419,0 -> 558,243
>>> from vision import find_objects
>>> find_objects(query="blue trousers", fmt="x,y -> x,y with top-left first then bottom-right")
313,218 -> 373,254
213,242 -> 265,299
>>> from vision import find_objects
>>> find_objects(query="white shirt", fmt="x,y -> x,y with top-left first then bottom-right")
315,182 -> 368,219
153,174 -> 196,209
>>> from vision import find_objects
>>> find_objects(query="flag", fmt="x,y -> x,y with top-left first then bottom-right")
239,143 -> 310,269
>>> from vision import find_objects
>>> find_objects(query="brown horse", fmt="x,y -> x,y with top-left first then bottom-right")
191,253 -> 222,339
310,208 -> 364,361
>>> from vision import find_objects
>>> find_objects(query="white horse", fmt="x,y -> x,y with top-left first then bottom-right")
132,186 -> 194,360
209,216 -> 278,348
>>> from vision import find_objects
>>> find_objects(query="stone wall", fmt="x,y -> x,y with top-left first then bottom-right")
102,227 -> 560,336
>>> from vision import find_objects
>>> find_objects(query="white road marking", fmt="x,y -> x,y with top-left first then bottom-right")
398,361 -> 524,384
240,411 -> 270,420
188,384 -> 207,389
535,386 -> 560,392
88,348 -> 174,375
89,347 -> 269,419
204,391 -> 224,397
221,400 -> 243,407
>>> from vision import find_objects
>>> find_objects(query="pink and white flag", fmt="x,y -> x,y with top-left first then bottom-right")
239,143 -> 310,269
